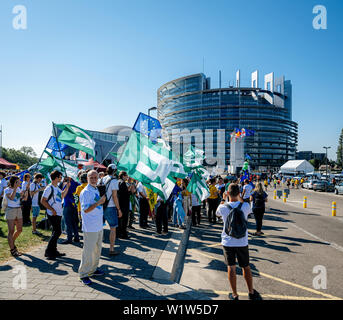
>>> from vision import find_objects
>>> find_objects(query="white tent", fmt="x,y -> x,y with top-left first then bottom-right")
280,160 -> 314,175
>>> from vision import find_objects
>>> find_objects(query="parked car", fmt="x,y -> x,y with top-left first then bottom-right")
303,179 -> 318,190
313,181 -> 335,192
334,182 -> 343,195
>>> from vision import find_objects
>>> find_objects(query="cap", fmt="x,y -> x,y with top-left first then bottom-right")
108,163 -> 117,171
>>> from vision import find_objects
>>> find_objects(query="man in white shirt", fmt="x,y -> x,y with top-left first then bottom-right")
216,183 -> 262,301
102,164 -> 122,256
78,170 -> 106,286
29,173 -> 45,235
41,170 -> 70,260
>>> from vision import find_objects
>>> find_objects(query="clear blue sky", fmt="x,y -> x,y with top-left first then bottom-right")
0,0 -> 342,160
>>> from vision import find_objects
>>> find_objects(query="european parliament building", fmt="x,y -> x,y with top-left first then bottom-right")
157,72 -> 298,171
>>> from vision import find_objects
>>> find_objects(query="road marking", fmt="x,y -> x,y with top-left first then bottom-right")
198,290 -> 333,300
290,223 -> 343,253
189,249 -> 343,300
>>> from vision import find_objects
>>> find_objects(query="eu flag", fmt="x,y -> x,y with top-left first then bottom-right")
47,136 -> 67,152
133,112 -> 162,141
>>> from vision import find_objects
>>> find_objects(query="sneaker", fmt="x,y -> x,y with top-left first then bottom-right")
80,277 -> 93,286
228,293 -> 239,300
162,231 -> 168,235
249,289 -> 262,300
46,255 -> 56,260
155,232 -> 162,236
89,268 -> 105,277
73,238 -> 80,243
32,230 -> 42,236
55,251 -> 66,257
128,225 -> 135,230
109,249 -> 120,256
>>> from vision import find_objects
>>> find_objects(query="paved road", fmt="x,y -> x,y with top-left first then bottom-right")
180,190 -> 343,300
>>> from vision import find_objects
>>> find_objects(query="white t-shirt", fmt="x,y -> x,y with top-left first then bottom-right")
0,178 -> 8,196
80,184 -> 103,232
191,194 -> 200,206
21,181 -> 30,193
4,187 -> 22,208
102,176 -> 119,208
30,182 -> 41,207
216,201 -> 252,247
137,182 -> 147,198
242,184 -> 253,199
42,184 -> 63,216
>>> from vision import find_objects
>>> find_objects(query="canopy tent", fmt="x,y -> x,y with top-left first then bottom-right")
82,159 -> 106,172
280,160 -> 314,175
0,158 -> 17,170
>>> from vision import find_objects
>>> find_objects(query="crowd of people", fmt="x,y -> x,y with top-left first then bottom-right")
0,166 -> 271,299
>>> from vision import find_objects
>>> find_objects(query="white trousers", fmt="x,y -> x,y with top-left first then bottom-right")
78,230 -> 103,278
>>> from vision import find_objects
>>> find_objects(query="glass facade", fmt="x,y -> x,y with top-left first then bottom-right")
157,73 -> 298,169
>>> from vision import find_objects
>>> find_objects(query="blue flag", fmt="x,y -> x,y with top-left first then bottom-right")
245,154 -> 252,160
52,150 -> 66,159
133,112 -> 162,141
246,129 -> 255,136
47,136 -> 67,152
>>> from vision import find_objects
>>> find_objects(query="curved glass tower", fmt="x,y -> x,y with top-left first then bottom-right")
157,73 -> 298,170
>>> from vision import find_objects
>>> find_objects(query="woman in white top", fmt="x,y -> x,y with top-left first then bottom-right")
4,175 -> 27,257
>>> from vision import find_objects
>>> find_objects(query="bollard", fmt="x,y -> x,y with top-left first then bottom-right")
274,190 -> 277,200
332,202 -> 336,217
283,192 -> 287,203
303,196 -> 307,208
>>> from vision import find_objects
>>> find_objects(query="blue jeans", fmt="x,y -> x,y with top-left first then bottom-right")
173,199 -> 185,226
63,205 -> 79,241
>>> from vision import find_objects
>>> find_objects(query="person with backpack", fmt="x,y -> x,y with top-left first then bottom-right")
250,182 -> 268,236
216,183 -> 262,300
29,173 -> 45,235
102,164 -> 122,256
41,170 -> 71,260
4,175 -> 27,257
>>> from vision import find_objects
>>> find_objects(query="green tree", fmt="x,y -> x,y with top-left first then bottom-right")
309,158 -> 320,170
2,147 -> 38,170
19,146 -> 37,157
337,128 -> 343,168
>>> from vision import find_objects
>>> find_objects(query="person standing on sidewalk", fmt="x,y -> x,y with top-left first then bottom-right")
216,183 -> 262,300
207,178 -> 219,223
241,179 -> 253,204
29,173 -> 45,235
250,182 -> 268,236
61,177 -> 80,245
21,173 -> 32,226
78,170 -> 106,286
117,171 -> 130,239
41,170 -> 70,260
137,181 -> 150,228
191,193 -> 201,227
155,195 -> 168,235
102,164 -> 122,256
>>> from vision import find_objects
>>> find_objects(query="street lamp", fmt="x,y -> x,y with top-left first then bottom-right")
148,107 -> 157,117
323,146 -> 331,180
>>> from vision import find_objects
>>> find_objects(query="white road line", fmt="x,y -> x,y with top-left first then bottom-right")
291,223 -> 343,253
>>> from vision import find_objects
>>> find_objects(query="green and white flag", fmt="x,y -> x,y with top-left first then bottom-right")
117,131 -> 187,200
183,145 -> 205,170
54,123 -> 96,158
187,172 -> 210,202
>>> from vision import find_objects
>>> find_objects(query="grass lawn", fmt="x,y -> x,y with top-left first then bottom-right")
0,210 -> 52,264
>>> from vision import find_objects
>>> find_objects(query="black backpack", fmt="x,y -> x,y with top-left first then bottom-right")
224,203 -> 248,239
98,177 -> 115,211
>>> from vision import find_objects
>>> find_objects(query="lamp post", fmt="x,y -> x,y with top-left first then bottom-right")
323,146 -> 331,180
148,106 -> 157,117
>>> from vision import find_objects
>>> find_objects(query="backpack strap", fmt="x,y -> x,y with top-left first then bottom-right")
47,185 -> 55,204
225,204 -> 232,211
105,177 -> 115,202
238,202 -> 244,209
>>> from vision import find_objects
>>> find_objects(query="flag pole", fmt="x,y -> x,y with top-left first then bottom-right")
52,122 -> 68,178
33,138 -> 51,174
101,142 -> 118,165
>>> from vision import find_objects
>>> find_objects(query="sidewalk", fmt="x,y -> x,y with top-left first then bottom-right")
0,218 -> 208,300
